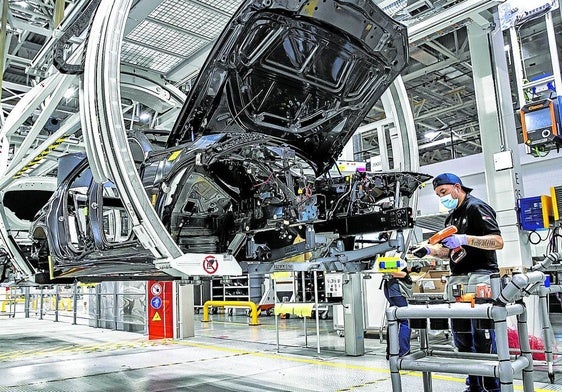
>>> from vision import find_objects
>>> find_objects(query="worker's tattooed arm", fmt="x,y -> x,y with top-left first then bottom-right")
466,234 -> 504,250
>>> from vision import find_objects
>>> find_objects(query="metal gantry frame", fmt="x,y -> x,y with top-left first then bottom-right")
387,270 -> 545,392
81,0 -> 181,263
508,9 -> 562,108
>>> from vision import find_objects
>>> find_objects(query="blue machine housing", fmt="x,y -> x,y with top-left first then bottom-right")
518,196 -> 552,231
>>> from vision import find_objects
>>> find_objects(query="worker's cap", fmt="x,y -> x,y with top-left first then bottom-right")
432,173 -> 472,193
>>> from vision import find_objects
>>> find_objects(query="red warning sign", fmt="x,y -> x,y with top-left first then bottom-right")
148,280 -> 173,340
202,255 -> 219,274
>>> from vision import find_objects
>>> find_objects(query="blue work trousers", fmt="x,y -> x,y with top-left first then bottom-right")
452,318 -> 500,392
384,281 -> 410,356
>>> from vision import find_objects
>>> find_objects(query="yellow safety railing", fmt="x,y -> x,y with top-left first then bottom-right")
31,297 -> 73,311
202,300 -> 259,326
0,298 -> 24,312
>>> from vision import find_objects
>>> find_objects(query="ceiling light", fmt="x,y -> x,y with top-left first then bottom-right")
425,131 -> 438,140
139,112 -> 152,123
64,87 -> 76,99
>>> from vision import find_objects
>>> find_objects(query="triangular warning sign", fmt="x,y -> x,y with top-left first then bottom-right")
152,312 -> 161,321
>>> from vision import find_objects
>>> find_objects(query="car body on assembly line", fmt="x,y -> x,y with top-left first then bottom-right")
27,0 -> 430,283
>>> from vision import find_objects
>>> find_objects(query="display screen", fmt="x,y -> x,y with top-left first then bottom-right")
524,107 -> 552,131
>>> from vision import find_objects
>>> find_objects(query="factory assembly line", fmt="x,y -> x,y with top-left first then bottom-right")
0,1 -> 561,392
0,0 -> 427,284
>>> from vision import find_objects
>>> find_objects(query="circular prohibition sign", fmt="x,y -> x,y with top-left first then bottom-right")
151,283 -> 162,296
203,255 -> 219,274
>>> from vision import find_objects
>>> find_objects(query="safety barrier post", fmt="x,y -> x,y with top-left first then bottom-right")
8,287 -> 15,318
72,282 -> 78,325
95,284 -> 101,328
54,285 -> 60,322
39,286 -> 44,320
24,286 -> 30,318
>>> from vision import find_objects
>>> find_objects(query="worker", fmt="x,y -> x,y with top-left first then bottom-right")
418,173 -> 503,392
383,264 -> 422,358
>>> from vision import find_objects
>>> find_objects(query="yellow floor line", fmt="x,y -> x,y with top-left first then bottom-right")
0,336 -> 556,391
172,339 -> 554,391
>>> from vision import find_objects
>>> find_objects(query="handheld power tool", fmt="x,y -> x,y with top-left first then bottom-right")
413,225 -> 466,263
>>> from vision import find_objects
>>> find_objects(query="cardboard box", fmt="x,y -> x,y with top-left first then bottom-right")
427,270 -> 449,279
414,270 -> 448,294
411,272 -> 426,294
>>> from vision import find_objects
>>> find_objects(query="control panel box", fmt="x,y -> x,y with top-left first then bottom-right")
518,195 -> 553,231
520,98 -> 561,151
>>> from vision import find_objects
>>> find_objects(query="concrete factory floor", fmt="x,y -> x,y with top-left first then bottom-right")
0,314 -> 562,391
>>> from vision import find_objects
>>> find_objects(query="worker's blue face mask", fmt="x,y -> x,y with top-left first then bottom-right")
440,192 -> 458,210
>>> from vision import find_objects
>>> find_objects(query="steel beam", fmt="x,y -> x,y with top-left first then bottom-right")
408,0 -> 502,43
467,12 -> 532,272
0,113 -> 80,190
9,75 -> 77,167
10,18 -> 52,37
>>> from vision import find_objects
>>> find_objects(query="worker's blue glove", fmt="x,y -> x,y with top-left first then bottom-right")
441,234 -> 467,249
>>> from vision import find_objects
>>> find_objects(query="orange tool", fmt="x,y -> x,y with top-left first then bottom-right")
428,225 -> 466,263
428,225 -> 458,244
458,293 -> 476,308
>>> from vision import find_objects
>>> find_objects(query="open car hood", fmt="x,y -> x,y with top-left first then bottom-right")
167,0 -> 408,175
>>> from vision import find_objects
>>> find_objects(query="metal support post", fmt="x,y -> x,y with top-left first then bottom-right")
113,282 -> 119,330
387,313 -> 402,392
39,286 -> 44,320
467,11 -> 532,270
538,288 -> 554,381
509,27 -> 526,107
342,273 -> 364,356
492,305 -> 513,390
537,284 -> 562,383
72,282 -> 78,325
517,306 -> 534,392
419,328 -> 432,391
95,284 -> 101,328
274,277 -> 280,352
24,286 -> 30,318
314,270 -> 320,354
530,253 -> 562,382
54,285 -> 60,322
8,287 -> 15,318
302,272 -> 307,348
